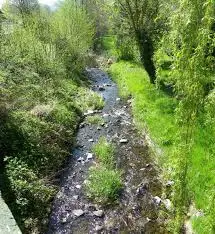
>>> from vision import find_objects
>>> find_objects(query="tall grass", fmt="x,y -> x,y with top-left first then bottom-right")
109,61 -> 215,234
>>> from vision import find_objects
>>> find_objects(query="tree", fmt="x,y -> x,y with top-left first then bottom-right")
116,0 -> 160,84
7,0 -> 40,19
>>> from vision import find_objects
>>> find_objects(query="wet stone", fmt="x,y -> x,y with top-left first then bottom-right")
75,185 -> 81,189
77,157 -> 84,162
73,195 -> 79,200
73,209 -> 84,217
119,139 -> 128,143
86,153 -> 93,160
153,196 -> 162,205
98,86 -> 105,91
95,225 -> 104,231
93,210 -> 104,217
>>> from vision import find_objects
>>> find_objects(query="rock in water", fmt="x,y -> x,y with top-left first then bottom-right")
73,209 -> 84,217
86,153 -> 93,160
120,139 -> 128,143
99,86 -> 105,91
95,225 -> 103,231
93,210 -> 104,217
153,196 -> 162,205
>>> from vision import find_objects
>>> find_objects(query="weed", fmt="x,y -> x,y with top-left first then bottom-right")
85,115 -> 104,125
86,166 -> 122,204
92,137 -> 115,169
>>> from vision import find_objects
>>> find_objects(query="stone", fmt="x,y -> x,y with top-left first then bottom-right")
153,196 -> 162,205
97,127 -> 101,130
80,123 -> 85,128
88,139 -> 94,142
75,185 -> 81,189
116,98 -> 121,102
73,209 -> 84,217
77,157 -> 84,162
163,199 -> 172,210
86,153 -> 93,160
95,225 -> 104,231
166,180 -> 174,187
119,139 -> 128,143
99,86 -> 105,91
61,217 -> 67,223
84,110 -> 94,116
73,195 -> 78,200
93,210 -> 104,217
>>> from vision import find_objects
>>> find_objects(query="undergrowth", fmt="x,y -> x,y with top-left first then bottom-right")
109,61 -> 215,233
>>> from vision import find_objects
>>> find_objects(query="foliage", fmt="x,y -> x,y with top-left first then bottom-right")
86,137 -> 122,204
0,1 -> 94,233
110,60 -> 215,234
85,115 -> 104,125
86,166 -> 122,204
114,0 -> 162,83
92,137 -> 115,169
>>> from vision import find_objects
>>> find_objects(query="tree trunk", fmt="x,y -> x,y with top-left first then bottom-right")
136,31 -> 156,84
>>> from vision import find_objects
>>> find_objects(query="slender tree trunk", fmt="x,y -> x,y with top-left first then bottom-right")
136,31 -> 156,84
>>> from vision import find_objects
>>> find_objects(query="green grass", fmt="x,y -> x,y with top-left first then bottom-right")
86,137 -> 122,204
101,36 -> 118,57
92,137 -> 115,169
109,61 -> 215,234
85,115 -> 105,125
86,166 -> 122,204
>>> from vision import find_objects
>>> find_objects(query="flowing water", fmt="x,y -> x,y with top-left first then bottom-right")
48,68 -> 165,234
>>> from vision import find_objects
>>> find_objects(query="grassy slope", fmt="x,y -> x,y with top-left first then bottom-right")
109,61 -> 215,234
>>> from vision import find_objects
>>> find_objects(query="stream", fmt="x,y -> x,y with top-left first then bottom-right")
48,68 -> 165,234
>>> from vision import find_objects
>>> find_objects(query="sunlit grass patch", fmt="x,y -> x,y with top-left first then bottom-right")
92,137 -> 115,169
109,60 -> 215,234
85,115 -> 104,125
86,166 -> 122,204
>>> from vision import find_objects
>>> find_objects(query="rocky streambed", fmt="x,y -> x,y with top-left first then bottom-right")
48,68 -> 167,234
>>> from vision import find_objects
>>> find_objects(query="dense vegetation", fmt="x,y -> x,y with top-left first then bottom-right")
107,0 -> 215,233
0,0 -> 103,232
0,0 -> 214,233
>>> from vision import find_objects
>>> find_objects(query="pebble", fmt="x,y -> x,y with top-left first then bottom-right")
84,110 -> 94,116
93,210 -> 104,217
86,153 -> 93,160
163,199 -> 172,210
119,139 -> 128,143
73,195 -> 79,200
77,157 -> 84,162
154,196 -> 162,205
75,185 -> 81,189
166,180 -> 174,187
95,225 -> 103,231
116,98 -> 121,101
73,209 -> 84,217
88,139 -> 94,142
61,217 -> 67,223
98,86 -> 105,91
